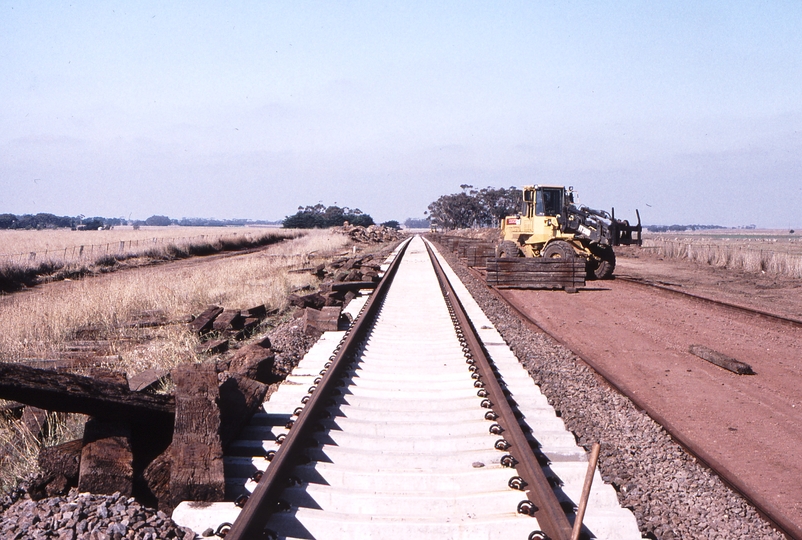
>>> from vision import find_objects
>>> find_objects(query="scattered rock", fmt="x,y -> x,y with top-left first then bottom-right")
0,490 -> 195,539
338,224 -> 403,243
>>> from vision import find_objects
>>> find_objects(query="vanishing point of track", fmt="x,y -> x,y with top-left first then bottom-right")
178,237 -> 640,539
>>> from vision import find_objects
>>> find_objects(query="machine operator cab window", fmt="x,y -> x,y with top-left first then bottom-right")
535,187 -> 564,217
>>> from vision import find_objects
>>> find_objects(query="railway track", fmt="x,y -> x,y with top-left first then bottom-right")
616,275 -> 802,329
172,236 -> 640,539
459,265 -> 802,540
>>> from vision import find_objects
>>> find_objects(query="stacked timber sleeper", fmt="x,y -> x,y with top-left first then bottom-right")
173,237 -> 640,539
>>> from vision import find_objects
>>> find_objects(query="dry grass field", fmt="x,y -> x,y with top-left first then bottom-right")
643,230 -> 802,278
0,226 -> 272,264
0,226 -> 299,293
0,229 -> 350,371
0,228 -> 355,491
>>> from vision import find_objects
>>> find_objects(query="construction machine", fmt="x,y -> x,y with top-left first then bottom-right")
497,185 -> 642,279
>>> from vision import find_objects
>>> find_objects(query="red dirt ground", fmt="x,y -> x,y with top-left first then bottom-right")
495,248 -> 802,533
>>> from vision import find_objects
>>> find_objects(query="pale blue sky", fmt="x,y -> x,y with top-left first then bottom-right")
1,1 -> 800,226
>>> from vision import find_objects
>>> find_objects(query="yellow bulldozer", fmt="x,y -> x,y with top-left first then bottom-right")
497,185 -> 642,279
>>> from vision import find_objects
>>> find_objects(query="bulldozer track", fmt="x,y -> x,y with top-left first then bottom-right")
172,236 -> 640,540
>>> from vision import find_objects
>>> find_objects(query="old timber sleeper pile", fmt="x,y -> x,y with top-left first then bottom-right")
173,236 -> 640,539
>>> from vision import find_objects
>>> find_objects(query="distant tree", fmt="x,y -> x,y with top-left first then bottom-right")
15,214 -> 36,229
145,215 -> 172,226
476,187 -> 521,224
403,217 -> 429,229
348,213 -> 374,227
0,213 -> 17,229
78,219 -> 103,231
104,217 -> 125,227
0,212 -> 130,230
427,186 -> 521,230
381,220 -> 400,230
283,204 -> 375,229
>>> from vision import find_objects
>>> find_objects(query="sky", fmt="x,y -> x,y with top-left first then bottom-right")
1,1 -> 800,227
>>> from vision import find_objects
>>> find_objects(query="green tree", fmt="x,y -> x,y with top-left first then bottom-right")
0,214 -> 17,229
145,215 -> 172,226
404,217 -> 429,228
427,186 -> 521,229
282,204 -> 375,229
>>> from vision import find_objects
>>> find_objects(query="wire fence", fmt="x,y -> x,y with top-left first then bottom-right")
0,233 -> 247,267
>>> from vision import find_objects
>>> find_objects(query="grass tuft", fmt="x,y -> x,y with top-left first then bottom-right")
0,411 -> 85,494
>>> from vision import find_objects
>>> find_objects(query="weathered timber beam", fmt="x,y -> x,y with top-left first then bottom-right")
169,363 -> 224,508
79,418 -> 134,496
689,345 -> 755,375
0,362 -> 174,423
323,281 -> 378,292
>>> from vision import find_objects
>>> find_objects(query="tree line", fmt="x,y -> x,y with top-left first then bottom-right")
646,224 -> 727,232
282,204 -> 375,229
0,213 -> 280,230
426,185 -> 521,230
0,213 -> 125,230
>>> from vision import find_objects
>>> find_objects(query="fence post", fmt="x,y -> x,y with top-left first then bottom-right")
29,252 -> 36,261
79,245 -> 84,258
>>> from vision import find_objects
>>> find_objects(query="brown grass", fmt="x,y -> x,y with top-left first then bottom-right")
0,226 -> 297,292
0,229 -> 350,368
0,229 -> 353,490
0,412 -> 86,494
0,226 -> 274,262
643,232 -> 802,278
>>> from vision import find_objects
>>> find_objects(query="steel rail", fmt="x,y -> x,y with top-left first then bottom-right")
225,238 -> 412,540
424,240 -> 574,540
475,273 -> 802,540
616,275 -> 802,329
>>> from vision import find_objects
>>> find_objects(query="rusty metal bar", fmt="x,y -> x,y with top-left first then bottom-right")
425,240 -> 574,540
225,238 -> 411,540
618,276 -> 802,328
571,442 -> 600,540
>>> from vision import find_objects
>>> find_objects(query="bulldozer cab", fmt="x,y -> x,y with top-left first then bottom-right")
535,187 -> 564,217
521,185 -> 568,218
505,185 -> 571,255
